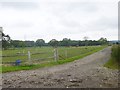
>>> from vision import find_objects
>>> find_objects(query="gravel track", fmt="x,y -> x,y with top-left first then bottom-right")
2,47 -> 119,88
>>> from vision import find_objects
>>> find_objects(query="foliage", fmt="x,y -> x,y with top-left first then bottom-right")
1,30 -> 11,49
48,39 -> 59,47
2,37 -> 109,49
60,38 -> 71,46
25,41 -> 35,47
36,39 -> 45,47
111,45 -> 120,62
11,40 -> 25,48
98,37 -> 108,45
104,58 -> 120,69
104,45 -> 120,69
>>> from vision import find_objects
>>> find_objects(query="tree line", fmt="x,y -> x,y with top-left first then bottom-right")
0,29 -> 110,49
2,36 -> 109,49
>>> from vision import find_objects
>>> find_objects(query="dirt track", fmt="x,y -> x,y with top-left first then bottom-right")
2,47 -> 119,88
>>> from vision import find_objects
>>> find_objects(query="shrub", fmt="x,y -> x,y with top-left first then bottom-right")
111,45 -> 120,62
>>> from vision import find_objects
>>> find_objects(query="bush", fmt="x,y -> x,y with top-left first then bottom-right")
104,45 -> 120,69
111,45 -> 120,62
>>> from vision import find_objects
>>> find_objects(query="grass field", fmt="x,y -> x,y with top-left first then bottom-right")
1,46 -> 107,73
104,45 -> 120,69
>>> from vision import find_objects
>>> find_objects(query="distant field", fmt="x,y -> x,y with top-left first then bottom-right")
2,47 -> 54,63
2,46 -> 105,63
1,46 -> 107,73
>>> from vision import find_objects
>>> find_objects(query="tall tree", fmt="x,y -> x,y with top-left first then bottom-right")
36,39 -> 45,47
25,41 -> 35,47
98,37 -> 108,45
11,40 -> 25,48
83,36 -> 89,46
61,38 -> 71,47
48,39 -> 59,48
0,27 -> 11,49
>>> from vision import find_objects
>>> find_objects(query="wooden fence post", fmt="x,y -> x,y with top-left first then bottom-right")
65,50 -> 67,59
57,48 -> 59,60
28,51 -> 31,65
54,48 -> 57,62
54,48 -> 59,62
23,50 -> 24,54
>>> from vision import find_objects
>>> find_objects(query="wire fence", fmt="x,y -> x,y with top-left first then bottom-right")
2,46 -> 100,66
2,48 -> 68,66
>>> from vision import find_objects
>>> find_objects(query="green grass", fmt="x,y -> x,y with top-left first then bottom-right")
104,45 -> 120,69
2,46 -> 107,73
104,58 -> 120,69
2,47 -> 53,63
2,46 -> 106,63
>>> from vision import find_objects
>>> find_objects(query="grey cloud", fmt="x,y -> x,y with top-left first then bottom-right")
0,2 -> 39,10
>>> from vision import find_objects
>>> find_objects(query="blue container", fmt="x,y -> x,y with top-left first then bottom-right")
15,60 -> 21,66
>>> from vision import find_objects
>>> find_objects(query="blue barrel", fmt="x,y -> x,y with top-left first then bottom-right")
15,60 -> 21,66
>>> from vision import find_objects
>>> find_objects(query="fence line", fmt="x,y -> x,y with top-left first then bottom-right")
32,56 -> 54,61
2,49 -> 60,65
1,52 -> 51,57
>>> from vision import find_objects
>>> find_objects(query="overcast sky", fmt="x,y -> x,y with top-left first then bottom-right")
0,0 -> 118,42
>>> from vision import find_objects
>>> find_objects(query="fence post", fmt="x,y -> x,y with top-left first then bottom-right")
65,50 -> 67,59
54,48 -> 57,62
57,48 -> 59,60
23,50 -> 24,54
28,51 -> 31,65
54,48 -> 59,62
